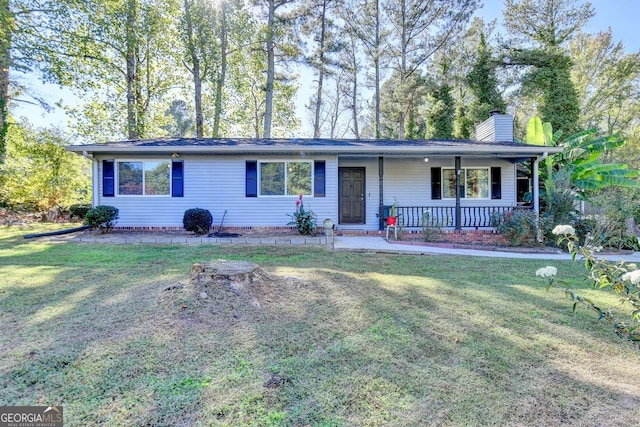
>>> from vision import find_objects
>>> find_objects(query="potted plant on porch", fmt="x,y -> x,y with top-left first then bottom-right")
387,201 -> 398,226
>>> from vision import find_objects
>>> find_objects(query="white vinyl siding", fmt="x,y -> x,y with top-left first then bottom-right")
96,155 -> 338,228
95,154 -> 516,230
382,158 -> 516,230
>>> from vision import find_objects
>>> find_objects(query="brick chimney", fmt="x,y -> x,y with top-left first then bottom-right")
475,112 -> 514,142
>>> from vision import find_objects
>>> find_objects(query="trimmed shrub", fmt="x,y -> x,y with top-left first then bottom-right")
183,208 -> 213,235
70,204 -> 92,219
84,205 -> 119,234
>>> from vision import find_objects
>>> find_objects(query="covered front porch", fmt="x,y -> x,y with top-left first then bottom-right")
337,154 -> 542,232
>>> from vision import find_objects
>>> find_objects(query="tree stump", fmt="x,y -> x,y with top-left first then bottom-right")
187,260 -> 273,308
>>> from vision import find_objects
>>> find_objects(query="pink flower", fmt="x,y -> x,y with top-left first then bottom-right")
296,200 -> 301,206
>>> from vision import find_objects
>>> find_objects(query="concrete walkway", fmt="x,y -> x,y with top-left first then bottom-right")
334,236 -> 640,262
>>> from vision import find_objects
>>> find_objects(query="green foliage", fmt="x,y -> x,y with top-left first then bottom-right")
466,31 -> 505,126
0,120 -> 91,211
540,227 -> 640,349
425,84 -> 454,139
557,129 -> 639,193
502,0 -> 592,136
533,52 -> 581,136
539,172 -> 582,245
569,30 -> 640,171
287,195 -> 316,236
380,70 -> 427,139
585,188 -> 640,251
163,100 -> 193,137
388,200 -> 398,218
421,211 -> 442,242
491,209 -> 538,246
505,48 -> 581,135
69,204 -> 92,219
84,205 -> 119,234
527,117 -> 639,200
183,208 -> 213,235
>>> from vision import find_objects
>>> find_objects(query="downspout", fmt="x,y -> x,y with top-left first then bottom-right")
82,151 -> 98,207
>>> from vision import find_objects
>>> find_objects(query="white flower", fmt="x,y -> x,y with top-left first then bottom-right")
552,225 -> 576,236
621,270 -> 640,285
536,266 -> 558,278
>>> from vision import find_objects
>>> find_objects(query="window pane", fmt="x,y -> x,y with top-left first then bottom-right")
145,161 -> 170,195
466,169 -> 489,198
287,162 -> 312,196
118,162 -> 143,195
260,162 -> 285,195
442,169 -> 462,199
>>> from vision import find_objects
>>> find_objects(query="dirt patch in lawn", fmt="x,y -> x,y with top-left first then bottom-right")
160,259 -> 302,325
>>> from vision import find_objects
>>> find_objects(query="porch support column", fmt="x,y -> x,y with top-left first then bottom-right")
533,153 -> 548,215
378,156 -> 384,230
530,157 -> 536,209
455,156 -> 462,230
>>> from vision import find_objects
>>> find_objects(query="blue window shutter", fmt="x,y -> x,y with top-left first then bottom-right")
431,167 -> 441,200
246,161 -> 257,197
103,160 -> 115,197
314,160 -> 326,197
491,167 -> 501,199
172,161 -> 184,197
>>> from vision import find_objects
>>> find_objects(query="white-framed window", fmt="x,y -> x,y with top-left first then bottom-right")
117,160 -> 171,196
442,167 -> 490,199
259,160 -> 313,196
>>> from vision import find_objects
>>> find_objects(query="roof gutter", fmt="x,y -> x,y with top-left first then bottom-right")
67,144 -> 563,157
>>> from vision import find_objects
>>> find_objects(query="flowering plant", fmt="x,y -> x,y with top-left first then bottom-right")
490,209 -> 538,246
536,224 -> 640,348
287,195 -> 317,236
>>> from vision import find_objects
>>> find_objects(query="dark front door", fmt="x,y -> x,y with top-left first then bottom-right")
339,167 -> 366,224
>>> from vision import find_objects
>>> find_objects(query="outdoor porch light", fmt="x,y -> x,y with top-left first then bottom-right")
424,157 -> 429,162
172,152 -> 180,158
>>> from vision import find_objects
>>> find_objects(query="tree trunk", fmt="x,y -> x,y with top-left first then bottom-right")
183,0 -> 203,138
313,0 -> 328,138
398,0 -> 407,140
351,68 -> 359,138
374,0 -> 380,139
193,60 -> 203,137
212,3 -> 228,138
347,37 -> 359,139
263,0 -> 275,138
126,0 -> 139,139
0,0 -> 11,160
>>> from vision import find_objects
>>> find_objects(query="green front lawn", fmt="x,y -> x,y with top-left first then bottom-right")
1,225 -> 639,426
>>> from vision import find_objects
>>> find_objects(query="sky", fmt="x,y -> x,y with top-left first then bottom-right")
13,0 -> 640,139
